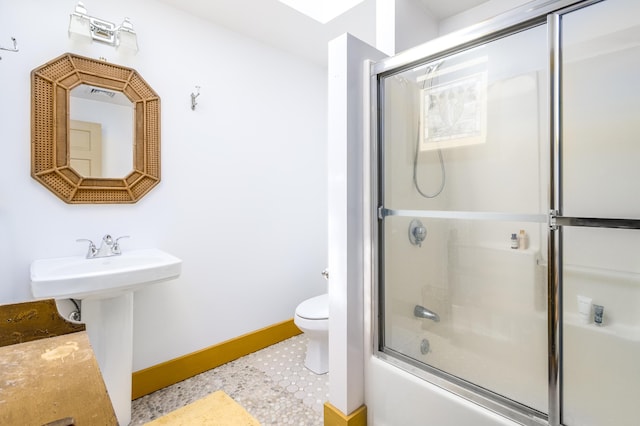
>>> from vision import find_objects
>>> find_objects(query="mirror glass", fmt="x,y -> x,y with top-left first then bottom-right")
69,84 -> 134,178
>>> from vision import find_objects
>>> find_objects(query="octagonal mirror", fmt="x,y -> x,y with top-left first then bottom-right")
31,53 -> 160,204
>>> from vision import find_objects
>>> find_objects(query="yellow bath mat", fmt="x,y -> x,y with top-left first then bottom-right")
145,390 -> 260,426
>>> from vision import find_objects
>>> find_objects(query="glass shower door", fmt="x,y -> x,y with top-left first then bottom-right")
557,0 -> 640,424
377,23 -> 549,421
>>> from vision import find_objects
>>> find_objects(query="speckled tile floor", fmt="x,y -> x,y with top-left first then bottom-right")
130,334 -> 328,425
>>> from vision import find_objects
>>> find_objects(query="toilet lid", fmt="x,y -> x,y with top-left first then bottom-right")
295,294 -> 328,320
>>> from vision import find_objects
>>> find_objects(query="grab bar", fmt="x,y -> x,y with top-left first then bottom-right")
414,305 -> 440,322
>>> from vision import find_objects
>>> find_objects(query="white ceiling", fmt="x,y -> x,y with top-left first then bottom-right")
155,0 -> 489,66
420,0 -> 490,18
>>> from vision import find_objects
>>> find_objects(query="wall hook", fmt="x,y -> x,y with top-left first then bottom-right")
190,85 -> 200,110
0,37 -> 19,60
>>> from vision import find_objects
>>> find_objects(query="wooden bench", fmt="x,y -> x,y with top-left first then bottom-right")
0,299 -> 117,425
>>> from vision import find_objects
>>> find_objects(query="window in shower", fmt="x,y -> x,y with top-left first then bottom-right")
376,22 -> 550,423
418,57 -> 488,151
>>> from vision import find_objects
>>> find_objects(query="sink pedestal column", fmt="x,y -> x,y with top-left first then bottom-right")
82,292 -> 134,426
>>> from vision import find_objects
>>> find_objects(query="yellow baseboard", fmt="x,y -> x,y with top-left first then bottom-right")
324,403 -> 367,426
132,319 -> 302,399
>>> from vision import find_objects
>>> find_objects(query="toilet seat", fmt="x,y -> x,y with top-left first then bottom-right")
295,294 -> 328,320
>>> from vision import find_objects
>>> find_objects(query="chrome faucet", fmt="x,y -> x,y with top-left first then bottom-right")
77,234 -> 130,259
414,305 -> 440,322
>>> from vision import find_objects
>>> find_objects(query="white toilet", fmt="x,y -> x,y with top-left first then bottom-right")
294,293 -> 329,375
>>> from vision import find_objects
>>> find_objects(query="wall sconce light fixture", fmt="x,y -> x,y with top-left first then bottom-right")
69,2 -> 138,52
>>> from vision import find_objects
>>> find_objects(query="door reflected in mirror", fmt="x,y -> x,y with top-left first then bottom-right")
70,85 -> 134,178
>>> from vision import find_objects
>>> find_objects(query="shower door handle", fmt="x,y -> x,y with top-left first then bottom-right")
321,269 -> 329,280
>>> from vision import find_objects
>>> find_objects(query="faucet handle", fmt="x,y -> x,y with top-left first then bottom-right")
112,235 -> 130,254
77,238 -> 97,258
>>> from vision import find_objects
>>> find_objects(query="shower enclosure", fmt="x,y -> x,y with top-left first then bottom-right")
372,0 -> 640,425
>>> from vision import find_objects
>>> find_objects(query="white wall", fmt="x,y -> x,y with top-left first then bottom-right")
0,0 -> 327,371
394,0 -> 438,53
327,33 -> 386,416
375,0 -> 438,56
438,0 -> 531,35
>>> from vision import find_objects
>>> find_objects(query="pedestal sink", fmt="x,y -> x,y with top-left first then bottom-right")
30,248 -> 182,426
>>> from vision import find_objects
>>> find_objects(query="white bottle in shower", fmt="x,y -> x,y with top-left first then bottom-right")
577,295 -> 592,324
518,229 -> 528,250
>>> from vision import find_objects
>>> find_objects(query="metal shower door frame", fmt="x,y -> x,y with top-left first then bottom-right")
370,0 -> 635,425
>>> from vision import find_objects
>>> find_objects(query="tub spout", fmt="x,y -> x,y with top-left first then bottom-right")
414,305 -> 440,322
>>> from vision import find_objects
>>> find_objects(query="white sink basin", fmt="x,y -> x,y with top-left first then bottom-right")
30,248 -> 182,300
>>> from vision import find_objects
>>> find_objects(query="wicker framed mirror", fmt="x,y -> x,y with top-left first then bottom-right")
31,53 -> 160,204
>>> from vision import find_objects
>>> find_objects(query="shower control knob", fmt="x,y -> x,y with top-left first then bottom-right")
321,269 -> 329,280
409,219 -> 427,247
